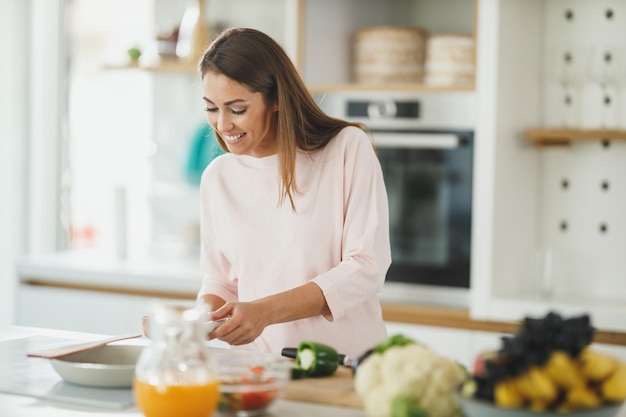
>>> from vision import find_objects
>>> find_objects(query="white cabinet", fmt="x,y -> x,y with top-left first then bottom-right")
17,285 -> 152,336
471,0 -> 626,331
16,283 -> 230,348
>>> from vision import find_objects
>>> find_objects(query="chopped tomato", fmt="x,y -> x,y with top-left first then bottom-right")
240,388 -> 279,410
218,369 -> 280,413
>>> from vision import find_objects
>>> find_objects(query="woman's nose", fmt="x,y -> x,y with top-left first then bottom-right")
216,113 -> 232,132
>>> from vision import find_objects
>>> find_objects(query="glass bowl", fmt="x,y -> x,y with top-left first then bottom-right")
211,350 -> 292,417
459,395 -> 624,417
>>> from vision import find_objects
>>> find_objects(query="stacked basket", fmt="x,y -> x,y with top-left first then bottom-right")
353,26 -> 474,87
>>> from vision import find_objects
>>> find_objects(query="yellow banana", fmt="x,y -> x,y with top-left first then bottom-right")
515,366 -> 558,403
578,348 -> 618,381
565,386 -> 602,409
528,399 -> 550,412
494,379 -> 524,408
601,363 -> 626,402
543,350 -> 586,389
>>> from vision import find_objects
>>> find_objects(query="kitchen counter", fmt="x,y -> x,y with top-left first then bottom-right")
4,326 -> 626,417
0,325 -> 366,417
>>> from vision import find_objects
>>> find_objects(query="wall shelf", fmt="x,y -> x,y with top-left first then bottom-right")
105,61 -> 476,93
307,83 -> 475,94
525,129 -> 626,147
104,59 -> 198,74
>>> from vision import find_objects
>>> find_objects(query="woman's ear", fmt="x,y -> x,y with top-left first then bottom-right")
273,102 -> 279,112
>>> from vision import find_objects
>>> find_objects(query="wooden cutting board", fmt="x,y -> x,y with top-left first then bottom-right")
282,366 -> 364,408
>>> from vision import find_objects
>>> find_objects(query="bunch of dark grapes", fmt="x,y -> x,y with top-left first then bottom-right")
472,311 -> 595,401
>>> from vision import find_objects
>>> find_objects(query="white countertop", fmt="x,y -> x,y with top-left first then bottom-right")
0,325 -> 366,417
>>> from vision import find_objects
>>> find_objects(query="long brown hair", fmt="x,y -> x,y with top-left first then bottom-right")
199,27 -> 365,211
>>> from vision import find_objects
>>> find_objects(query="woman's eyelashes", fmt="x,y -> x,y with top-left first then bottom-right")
203,106 -> 247,115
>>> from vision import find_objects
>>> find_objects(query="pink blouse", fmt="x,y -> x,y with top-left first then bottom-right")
197,126 -> 391,358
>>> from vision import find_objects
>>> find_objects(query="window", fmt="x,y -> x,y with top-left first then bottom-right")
65,0 -> 153,254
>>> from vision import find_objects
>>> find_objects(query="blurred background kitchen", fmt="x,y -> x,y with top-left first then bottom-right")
2,0 -> 626,366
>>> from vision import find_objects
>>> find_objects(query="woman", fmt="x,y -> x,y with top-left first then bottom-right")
198,27 -> 391,358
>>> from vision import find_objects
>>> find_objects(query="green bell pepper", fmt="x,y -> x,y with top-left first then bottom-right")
296,341 -> 339,377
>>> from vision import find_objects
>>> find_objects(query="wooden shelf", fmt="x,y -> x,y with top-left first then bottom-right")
105,61 -> 475,93
307,83 -> 475,94
104,59 -> 198,74
525,128 -> 626,147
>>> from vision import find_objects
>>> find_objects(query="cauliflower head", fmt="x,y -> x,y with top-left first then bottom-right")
355,342 -> 467,417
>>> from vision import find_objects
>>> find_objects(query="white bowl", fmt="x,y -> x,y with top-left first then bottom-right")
459,395 -> 624,417
50,345 -> 144,388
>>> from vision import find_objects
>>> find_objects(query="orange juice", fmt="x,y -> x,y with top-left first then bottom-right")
134,378 -> 220,417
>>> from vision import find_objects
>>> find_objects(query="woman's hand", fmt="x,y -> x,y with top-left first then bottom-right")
205,283 -> 329,346
209,301 -> 269,346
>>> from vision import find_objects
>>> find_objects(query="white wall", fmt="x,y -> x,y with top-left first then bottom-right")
0,0 -> 30,325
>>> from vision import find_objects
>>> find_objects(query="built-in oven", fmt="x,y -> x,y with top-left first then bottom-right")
317,92 -> 476,307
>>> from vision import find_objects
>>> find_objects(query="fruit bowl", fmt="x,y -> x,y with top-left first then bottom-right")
459,395 -> 624,417
211,350 -> 292,416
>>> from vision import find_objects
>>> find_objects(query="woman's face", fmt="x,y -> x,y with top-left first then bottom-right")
202,71 -> 278,158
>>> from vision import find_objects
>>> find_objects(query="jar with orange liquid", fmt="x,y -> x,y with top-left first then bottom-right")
134,300 -> 219,417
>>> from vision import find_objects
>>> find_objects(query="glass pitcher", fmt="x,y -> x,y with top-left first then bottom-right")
134,300 -> 219,417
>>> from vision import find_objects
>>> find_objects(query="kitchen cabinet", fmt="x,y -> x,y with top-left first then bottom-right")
17,284 -> 154,336
470,0 -> 626,332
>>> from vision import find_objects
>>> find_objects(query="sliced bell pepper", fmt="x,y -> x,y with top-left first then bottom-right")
296,341 -> 339,377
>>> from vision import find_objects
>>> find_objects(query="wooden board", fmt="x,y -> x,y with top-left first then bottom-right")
282,366 -> 364,408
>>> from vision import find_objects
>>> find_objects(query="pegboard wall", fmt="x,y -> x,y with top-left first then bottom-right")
538,0 -> 626,303
543,0 -> 626,128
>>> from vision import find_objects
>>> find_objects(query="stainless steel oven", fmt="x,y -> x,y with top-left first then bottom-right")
317,92 -> 476,307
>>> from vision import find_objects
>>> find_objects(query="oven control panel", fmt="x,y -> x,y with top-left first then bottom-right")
315,91 -> 476,130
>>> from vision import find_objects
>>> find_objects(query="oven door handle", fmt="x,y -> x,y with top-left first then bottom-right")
372,133 -> 460,149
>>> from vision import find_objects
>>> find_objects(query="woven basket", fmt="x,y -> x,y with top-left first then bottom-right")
353,26 -> 428,84
424,33 -> 475,86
